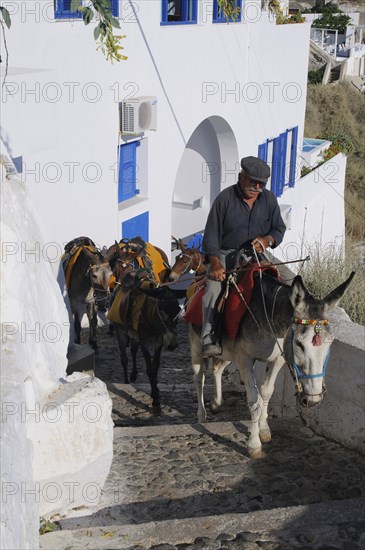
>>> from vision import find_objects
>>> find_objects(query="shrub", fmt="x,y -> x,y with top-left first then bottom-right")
312,13 -> 351,32
303,2 -> 342,14
301,166 -> 312,177
269,1 -> 305,24
300,243 -> 365,325
308,67 -> 325,84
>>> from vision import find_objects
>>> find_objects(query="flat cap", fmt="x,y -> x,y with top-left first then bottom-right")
240,156 -> 270,183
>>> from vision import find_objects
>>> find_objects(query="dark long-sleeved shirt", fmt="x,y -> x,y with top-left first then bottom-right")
203,184 -> 286,258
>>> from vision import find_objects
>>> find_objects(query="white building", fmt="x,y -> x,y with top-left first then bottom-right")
0,3 -> 349,548
1,0 -> 345,260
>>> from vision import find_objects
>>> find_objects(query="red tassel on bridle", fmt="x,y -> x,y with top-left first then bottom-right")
293,318 -> 329,347
312,332 -> 322,346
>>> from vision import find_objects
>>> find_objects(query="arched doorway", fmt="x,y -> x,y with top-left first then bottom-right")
171,116 -> 238,243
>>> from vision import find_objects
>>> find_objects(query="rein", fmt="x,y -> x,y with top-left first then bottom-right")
179,253 -> 194,276
159,256 -> 310,288
287,318 -> 330,396
229,251 -> 329,398
87,261 -> 112,309
176,251 -> 204,277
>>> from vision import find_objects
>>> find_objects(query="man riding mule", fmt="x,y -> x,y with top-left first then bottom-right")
182,154 -> 355,457
186,267 -> 355,458
62,237 -> 113,350
201,156 -> 295,357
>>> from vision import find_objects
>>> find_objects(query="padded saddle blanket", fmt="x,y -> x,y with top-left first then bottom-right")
119,241 -> 168,284
61,244 -> 97,289
107,287 -> 147,331
184,265 -> 280,340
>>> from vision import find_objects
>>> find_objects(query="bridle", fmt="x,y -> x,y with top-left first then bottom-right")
231,252 -> 331,401
177,251 -> 204,276
87,261 -> 112,310
287,318 -> 331,397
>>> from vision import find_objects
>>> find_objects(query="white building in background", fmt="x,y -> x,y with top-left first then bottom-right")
0,3 -> 349,548
1,0 -> 345,259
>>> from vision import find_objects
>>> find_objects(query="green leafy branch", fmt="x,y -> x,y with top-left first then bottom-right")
217,0 -> 241,22
0,4 -> 10,29
0,5 -> 11,89
73,0 -> 127,63
268,0 -> 305,25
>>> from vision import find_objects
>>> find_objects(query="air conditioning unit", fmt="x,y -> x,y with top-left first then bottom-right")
120,96 -> 157,134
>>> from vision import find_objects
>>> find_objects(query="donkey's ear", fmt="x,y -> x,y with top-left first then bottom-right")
323,271 -> 355,312
179,239 -> 186,253
104,243 -> 117,263
290,275 -> 308,313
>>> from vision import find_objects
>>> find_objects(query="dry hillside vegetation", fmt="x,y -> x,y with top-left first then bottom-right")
303,82 -> 364,323
305,82 -> 365,240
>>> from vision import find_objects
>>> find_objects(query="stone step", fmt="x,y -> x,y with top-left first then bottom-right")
39,497 -> 365,549
66,343 -> 95,376
40,419 -> 365,545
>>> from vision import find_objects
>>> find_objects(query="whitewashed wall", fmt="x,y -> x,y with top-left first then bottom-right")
1,0 -> 311,259
0,165 -> 113,550
276,153 -> 347,265
266,311 -> 365,454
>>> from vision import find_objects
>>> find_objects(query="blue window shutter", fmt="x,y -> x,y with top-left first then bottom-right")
161,0 -> 198,24
289,126 -> 298,188
271,137 -> 280,197
277,132 -> 288,197
161,0 -> 168,22
109,0 -> 119,17
55,0 -> 82,19
258,141 -> 268,162
118,142 -> 139,202
122,212 -> 149,242
271,133 -> 287,198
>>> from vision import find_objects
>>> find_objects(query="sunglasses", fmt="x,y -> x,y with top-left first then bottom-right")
245,175 -> 266,187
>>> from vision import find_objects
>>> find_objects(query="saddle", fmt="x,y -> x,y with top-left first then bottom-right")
62,239 -> 98,288
184,262 -> 280,340
107,269 -> 156,331
119,238 -> 169,283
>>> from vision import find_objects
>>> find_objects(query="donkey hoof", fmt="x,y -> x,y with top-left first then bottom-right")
259,429 -> 272,443
248,447 -> 264,460
210,400 -> 220,414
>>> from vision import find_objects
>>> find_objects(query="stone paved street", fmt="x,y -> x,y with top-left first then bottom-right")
40,322 -> 365,550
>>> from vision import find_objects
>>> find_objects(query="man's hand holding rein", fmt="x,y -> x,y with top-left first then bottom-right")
252,235 -> 274,253
207,256 -> 226,282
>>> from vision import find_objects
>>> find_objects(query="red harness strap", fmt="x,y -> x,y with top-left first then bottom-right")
184,265 -> 280,339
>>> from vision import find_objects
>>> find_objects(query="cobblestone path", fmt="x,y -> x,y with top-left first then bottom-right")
40,322 -> 365,550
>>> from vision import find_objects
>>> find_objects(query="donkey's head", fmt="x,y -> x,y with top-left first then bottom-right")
169,242 -> 205,282
83,247 -> 113,311
287,272 -> 355,409
157,299 -> 182,351
141,286 -> 186,351
83,247 -> 113,289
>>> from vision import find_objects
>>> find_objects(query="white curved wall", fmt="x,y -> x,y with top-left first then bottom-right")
0,165 -> 113,550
